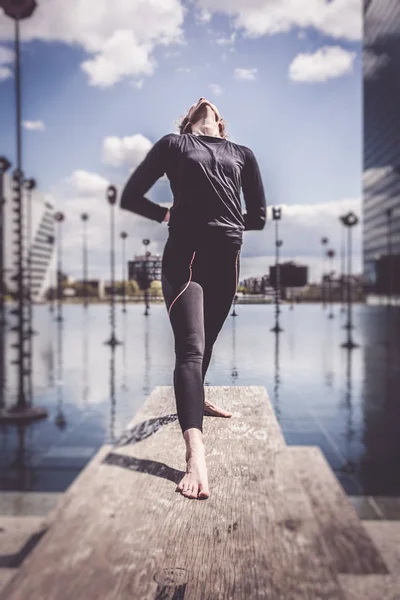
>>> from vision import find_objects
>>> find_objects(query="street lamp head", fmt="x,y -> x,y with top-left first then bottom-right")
276,240 -> 283,247
24,177 -> 36,190
321,237 -> 328,245
12,168 -> 23,183
342,211 -> 359,227
0,156 -> 11,173
143,239 -> 150,245
1,0 -> 37,20
54,211 -> 65,222
272,206 -> 282,220
327,249 -> 335,258
107,184 -> 117,205
81,213 -> 89,221
120,231 -> 128,239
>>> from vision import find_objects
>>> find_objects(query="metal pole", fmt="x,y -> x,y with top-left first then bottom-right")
387,208 -> 392,307
105,186 -> 121,346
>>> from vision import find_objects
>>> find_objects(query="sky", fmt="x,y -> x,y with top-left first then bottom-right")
0,0 -> 363,283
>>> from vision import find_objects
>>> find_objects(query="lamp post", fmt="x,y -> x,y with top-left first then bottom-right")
81,213 -> 89,308
326,249 -> 336,319
271,207 -> 283,333
104,185 -> 121,346
321,237 -> 329,308
0,156 -> 11,330
24,177 -> 36,406
120,231 -> 128,313
0,156 -> 11,411
341,211 -> 359,349
54,211 -> 65,323
386,207 -> 393,307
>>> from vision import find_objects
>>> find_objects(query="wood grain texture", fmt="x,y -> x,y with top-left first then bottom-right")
288,446 -> 389,575
0,387 -> 355,599
338,574 -> 400,599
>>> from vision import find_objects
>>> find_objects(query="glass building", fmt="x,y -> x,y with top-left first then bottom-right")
3,172 -> 55,300
363,0 -> 400,296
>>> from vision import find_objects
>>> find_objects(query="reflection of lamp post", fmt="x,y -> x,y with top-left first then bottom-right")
120,231 -> 128,313
339,217 -> 346,313
81,213 -> 89,308
326,249 -> 336,319
271,207 -> 283,333
54,211 -> 65,323
321,237 -> 328,308
341,211 -> 359,350
105,185 -> 122,346
386,207 -> 393,307
143,239 -> 150,316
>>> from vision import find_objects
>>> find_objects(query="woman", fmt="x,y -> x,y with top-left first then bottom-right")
120,97 -> 266,500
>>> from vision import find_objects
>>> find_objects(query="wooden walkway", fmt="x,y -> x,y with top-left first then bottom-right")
0,386 -> 399,599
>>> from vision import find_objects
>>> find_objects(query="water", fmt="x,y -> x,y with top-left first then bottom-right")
1,302 -> 399,496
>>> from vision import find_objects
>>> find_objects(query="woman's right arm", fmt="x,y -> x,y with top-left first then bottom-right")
120,135 -> 170,223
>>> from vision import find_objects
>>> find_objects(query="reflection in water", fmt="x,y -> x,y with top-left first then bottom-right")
82,306 -> 89,406
362,308 -> 400,494
1,304 -> 399,496
121,310 -> 128,393
341,347 -> 357,476
54,317 -> 66,430
109,342 -> 116,444
273,331 -> 281,422
143,313 -> 151,397
230,312 -> 238,384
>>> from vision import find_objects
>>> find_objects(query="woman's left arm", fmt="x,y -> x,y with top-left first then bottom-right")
120,135 -> 170,223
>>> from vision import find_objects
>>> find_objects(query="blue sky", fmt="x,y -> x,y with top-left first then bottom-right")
0,0 -> 362,281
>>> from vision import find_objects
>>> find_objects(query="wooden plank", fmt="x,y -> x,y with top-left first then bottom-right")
338,575 -> 400,599
288,446 -> 389,575
363,521 -> 400,574
0,572 -> 15,597
1,387 -> 346,599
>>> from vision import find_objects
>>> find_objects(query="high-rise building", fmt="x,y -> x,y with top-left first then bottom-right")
3,172 -> 55,300
364,0 -> 400,296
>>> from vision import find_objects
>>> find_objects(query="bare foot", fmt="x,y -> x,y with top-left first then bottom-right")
204,400 -> 232,418
177,430 -> 210,500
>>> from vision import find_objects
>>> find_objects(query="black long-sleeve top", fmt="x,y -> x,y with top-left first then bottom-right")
120,132 -> 266,245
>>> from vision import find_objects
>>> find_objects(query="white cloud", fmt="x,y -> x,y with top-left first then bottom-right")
68,170 -> 109,196
196,7 -> 212,23
0,0 -> 186,88
289,46 -> 356,82
0,66 -> 11,81
215,32 -> 236,45
0,45 -> 13,80
209,83 -> 222,95
23,120 -> 46,131
176,67 -> 192,73
234,67 -> 258,80
102,134 -> 155,169
195,0 -> 362,41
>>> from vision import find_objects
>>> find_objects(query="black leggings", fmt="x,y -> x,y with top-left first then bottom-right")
161,233 -> 241,436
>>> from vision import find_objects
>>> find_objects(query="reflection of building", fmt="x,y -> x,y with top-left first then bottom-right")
364,1 -> 400,294
128,253 -> 162,288
3,173 -> 55,300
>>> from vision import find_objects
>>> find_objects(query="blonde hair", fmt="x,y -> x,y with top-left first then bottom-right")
175,108 -> 229,139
